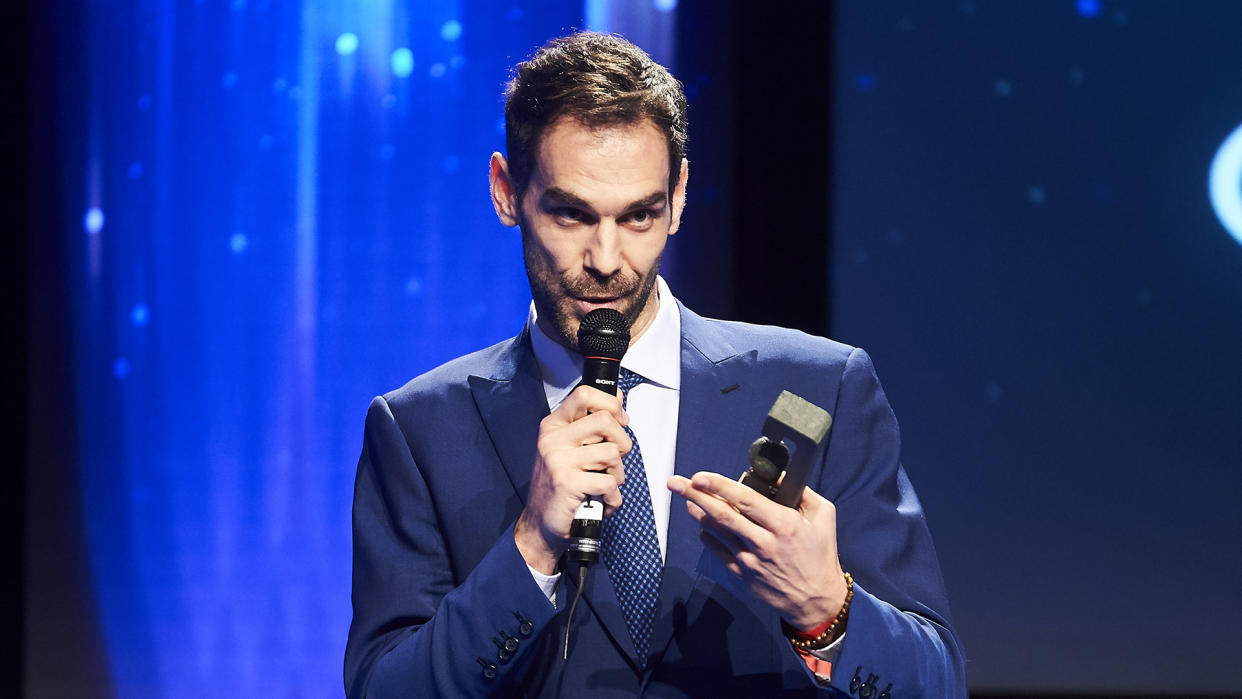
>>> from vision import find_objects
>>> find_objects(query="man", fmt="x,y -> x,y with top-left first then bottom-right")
345,32 -> 965,697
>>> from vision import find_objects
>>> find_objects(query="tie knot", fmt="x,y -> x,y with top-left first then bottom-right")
618,368 -> 644,396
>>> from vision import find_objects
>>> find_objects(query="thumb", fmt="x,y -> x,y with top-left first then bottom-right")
798,487 -> 831,521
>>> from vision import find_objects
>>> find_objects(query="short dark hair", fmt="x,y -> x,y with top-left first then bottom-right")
503,32 -> 688,200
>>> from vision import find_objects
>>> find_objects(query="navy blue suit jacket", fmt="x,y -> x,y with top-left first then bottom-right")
345,303 -> 966,697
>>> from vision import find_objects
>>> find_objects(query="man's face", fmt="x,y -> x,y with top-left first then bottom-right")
494,117 -> 686,349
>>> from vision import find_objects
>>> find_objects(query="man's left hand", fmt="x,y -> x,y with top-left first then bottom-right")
667,472 -> 848,631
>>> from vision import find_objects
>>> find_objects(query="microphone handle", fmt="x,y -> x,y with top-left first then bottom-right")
567,356 -> 622,565
581,356 -> 621,393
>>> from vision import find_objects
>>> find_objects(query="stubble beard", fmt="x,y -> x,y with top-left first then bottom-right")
520,222 -> 662,351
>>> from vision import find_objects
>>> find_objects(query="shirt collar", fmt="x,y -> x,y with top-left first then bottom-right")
528,276 -> 682,410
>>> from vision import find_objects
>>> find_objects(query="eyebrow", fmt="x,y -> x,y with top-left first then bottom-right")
542,187 -> 668,212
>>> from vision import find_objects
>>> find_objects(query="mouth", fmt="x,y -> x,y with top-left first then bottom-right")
572,296 -> 624,314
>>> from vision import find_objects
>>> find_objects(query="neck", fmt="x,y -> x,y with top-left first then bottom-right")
626,286 -> 661,344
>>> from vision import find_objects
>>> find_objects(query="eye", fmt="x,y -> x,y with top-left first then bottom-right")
625,209 -> 658,228
553,207 -> 589,224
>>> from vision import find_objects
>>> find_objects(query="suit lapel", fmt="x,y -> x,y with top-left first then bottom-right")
467,329 -> 548,505
468,329 -> 637,668
647,304 -> 759,668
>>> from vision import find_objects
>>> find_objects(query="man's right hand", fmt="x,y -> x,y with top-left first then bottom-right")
514,385 -> 632,575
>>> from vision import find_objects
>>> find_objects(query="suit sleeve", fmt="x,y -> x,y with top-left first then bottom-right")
789,348 -> 968,697
344,396 -> 564,698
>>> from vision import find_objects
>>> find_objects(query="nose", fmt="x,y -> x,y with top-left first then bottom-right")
583,219 -> 623,278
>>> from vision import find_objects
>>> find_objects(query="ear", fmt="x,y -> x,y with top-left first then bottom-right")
490,152 -> 520,227
667,157 -> 689,237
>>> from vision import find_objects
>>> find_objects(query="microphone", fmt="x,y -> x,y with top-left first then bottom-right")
563,308 -> 630,660
567,308 -> 631,565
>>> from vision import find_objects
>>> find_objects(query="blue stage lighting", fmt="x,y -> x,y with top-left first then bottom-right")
130,304 -> 150,327
1076,0 -> 1101,18
60,4 -> 631,695
83,207 -> 104,235
391,48 -> 414,77
1209,122 -> 1242,248
654,0 -> 678,11
336,32 -> 359,56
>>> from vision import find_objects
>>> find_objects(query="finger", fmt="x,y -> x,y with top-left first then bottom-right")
690,471 -> 795,533
555,412 -> 632,454
673,475 -> 754,535
803,490 -> 839,539
555,385 -> 629,425
684,496 -> 706,521
698,517 -> 773,585
673,474 -> 769,548
689,496 -> 770,579
579,472 -> 623,510
697,516 -> 748,557
796,485 -> 817,514
797,485 -> 830,518
545,443 -> 626,487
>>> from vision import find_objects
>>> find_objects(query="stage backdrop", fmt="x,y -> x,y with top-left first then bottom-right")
832,1 -> 1242,694
28,1 -> 676,696
27,0 -> 1242,697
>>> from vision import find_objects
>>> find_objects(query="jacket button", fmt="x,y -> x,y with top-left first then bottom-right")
503,636 -> 520,653
514,611 -> 534,637
497,646 -> 513,663
476,657 -> 497,680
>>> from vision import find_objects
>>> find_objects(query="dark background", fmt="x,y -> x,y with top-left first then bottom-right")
828,3 -> 1242,694
23,0 -> 1242,696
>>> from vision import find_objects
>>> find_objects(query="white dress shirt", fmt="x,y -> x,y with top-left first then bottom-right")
523,276 -> 680,597
530,276 -> 681,542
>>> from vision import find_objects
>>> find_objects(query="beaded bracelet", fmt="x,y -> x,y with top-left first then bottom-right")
786,572 -> 854,651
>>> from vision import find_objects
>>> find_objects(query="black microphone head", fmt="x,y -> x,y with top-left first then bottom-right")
577,308 -> 630,360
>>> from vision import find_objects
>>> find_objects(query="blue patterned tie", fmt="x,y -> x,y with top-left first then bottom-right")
601,368 -> 663,670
